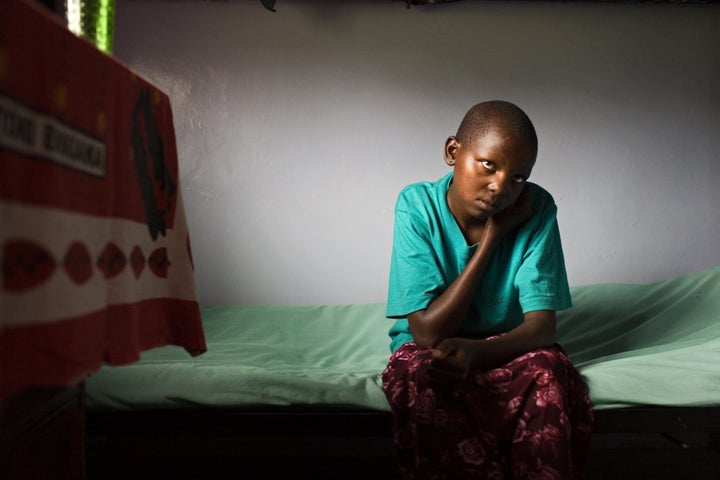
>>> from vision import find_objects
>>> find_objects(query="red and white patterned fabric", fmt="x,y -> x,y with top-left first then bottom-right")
382,342 -> 593,479
0,0 -> 206,399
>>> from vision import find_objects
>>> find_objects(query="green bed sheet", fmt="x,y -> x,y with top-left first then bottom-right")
85,266 -> 720,412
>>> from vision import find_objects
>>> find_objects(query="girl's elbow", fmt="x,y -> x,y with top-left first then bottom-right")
411,332 -> 441,349
408,310 -> 451,348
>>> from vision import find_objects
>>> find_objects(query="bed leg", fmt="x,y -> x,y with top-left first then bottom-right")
711,433 -> 720,450
660,432 -> 690,449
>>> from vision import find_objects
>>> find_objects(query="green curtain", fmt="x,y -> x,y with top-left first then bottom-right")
66,0 -> 115,54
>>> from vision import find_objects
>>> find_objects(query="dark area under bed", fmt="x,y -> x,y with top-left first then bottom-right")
85,406 -> 720,480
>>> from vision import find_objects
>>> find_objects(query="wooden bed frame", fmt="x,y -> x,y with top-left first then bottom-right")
85,404 -> 720,480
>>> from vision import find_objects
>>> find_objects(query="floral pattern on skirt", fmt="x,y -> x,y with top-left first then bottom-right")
382,342 -> 593,479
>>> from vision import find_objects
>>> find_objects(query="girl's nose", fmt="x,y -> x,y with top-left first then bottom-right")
488,173 -> 508,195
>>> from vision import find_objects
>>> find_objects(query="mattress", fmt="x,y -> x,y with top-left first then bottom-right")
85,266 -> 720,412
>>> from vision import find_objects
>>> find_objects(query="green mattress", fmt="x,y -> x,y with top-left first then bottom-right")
85,266 -> 720,412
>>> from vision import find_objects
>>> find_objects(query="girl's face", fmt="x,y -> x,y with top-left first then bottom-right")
444,124 -> 536,228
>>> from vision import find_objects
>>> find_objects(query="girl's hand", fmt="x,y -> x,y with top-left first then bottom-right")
427,337 -> 477,386
486,185 -> 533,239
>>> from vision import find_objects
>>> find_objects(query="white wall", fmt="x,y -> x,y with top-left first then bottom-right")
114,0 -> 720,306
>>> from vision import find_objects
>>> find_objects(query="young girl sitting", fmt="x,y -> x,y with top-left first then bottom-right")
382,100 -> 593,479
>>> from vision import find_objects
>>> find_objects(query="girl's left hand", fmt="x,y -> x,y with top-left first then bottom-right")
427,337 -> 477,386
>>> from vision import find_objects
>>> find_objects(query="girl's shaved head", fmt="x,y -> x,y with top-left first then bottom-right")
455,100 -> 538,157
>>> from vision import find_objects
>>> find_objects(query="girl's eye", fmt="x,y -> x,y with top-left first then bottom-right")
512,175 -> 527,184
480,161 -> 495,170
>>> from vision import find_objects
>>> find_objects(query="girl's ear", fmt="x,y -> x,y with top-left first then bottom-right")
444,136 -> 460,167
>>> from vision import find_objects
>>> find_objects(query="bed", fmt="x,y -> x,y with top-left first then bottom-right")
84,266 -> 720,479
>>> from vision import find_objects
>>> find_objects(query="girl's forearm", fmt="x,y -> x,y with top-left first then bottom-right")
468,310 -> 557,370
408,233 -> 500,347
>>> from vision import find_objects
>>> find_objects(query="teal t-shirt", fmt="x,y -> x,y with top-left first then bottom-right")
386,172 -> 572,353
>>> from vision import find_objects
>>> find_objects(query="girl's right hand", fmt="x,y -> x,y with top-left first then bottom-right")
486,185 -> 533,239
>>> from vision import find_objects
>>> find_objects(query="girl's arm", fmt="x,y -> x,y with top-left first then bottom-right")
407,187 -> 533,348
407,229 -> 500,348
427,310 -> 557,384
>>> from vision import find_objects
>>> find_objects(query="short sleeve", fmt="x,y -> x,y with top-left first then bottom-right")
386,192 -> 445,318
514,189 -> 572,314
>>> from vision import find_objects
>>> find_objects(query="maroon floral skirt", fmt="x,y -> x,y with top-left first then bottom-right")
382,342 -> 594,479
